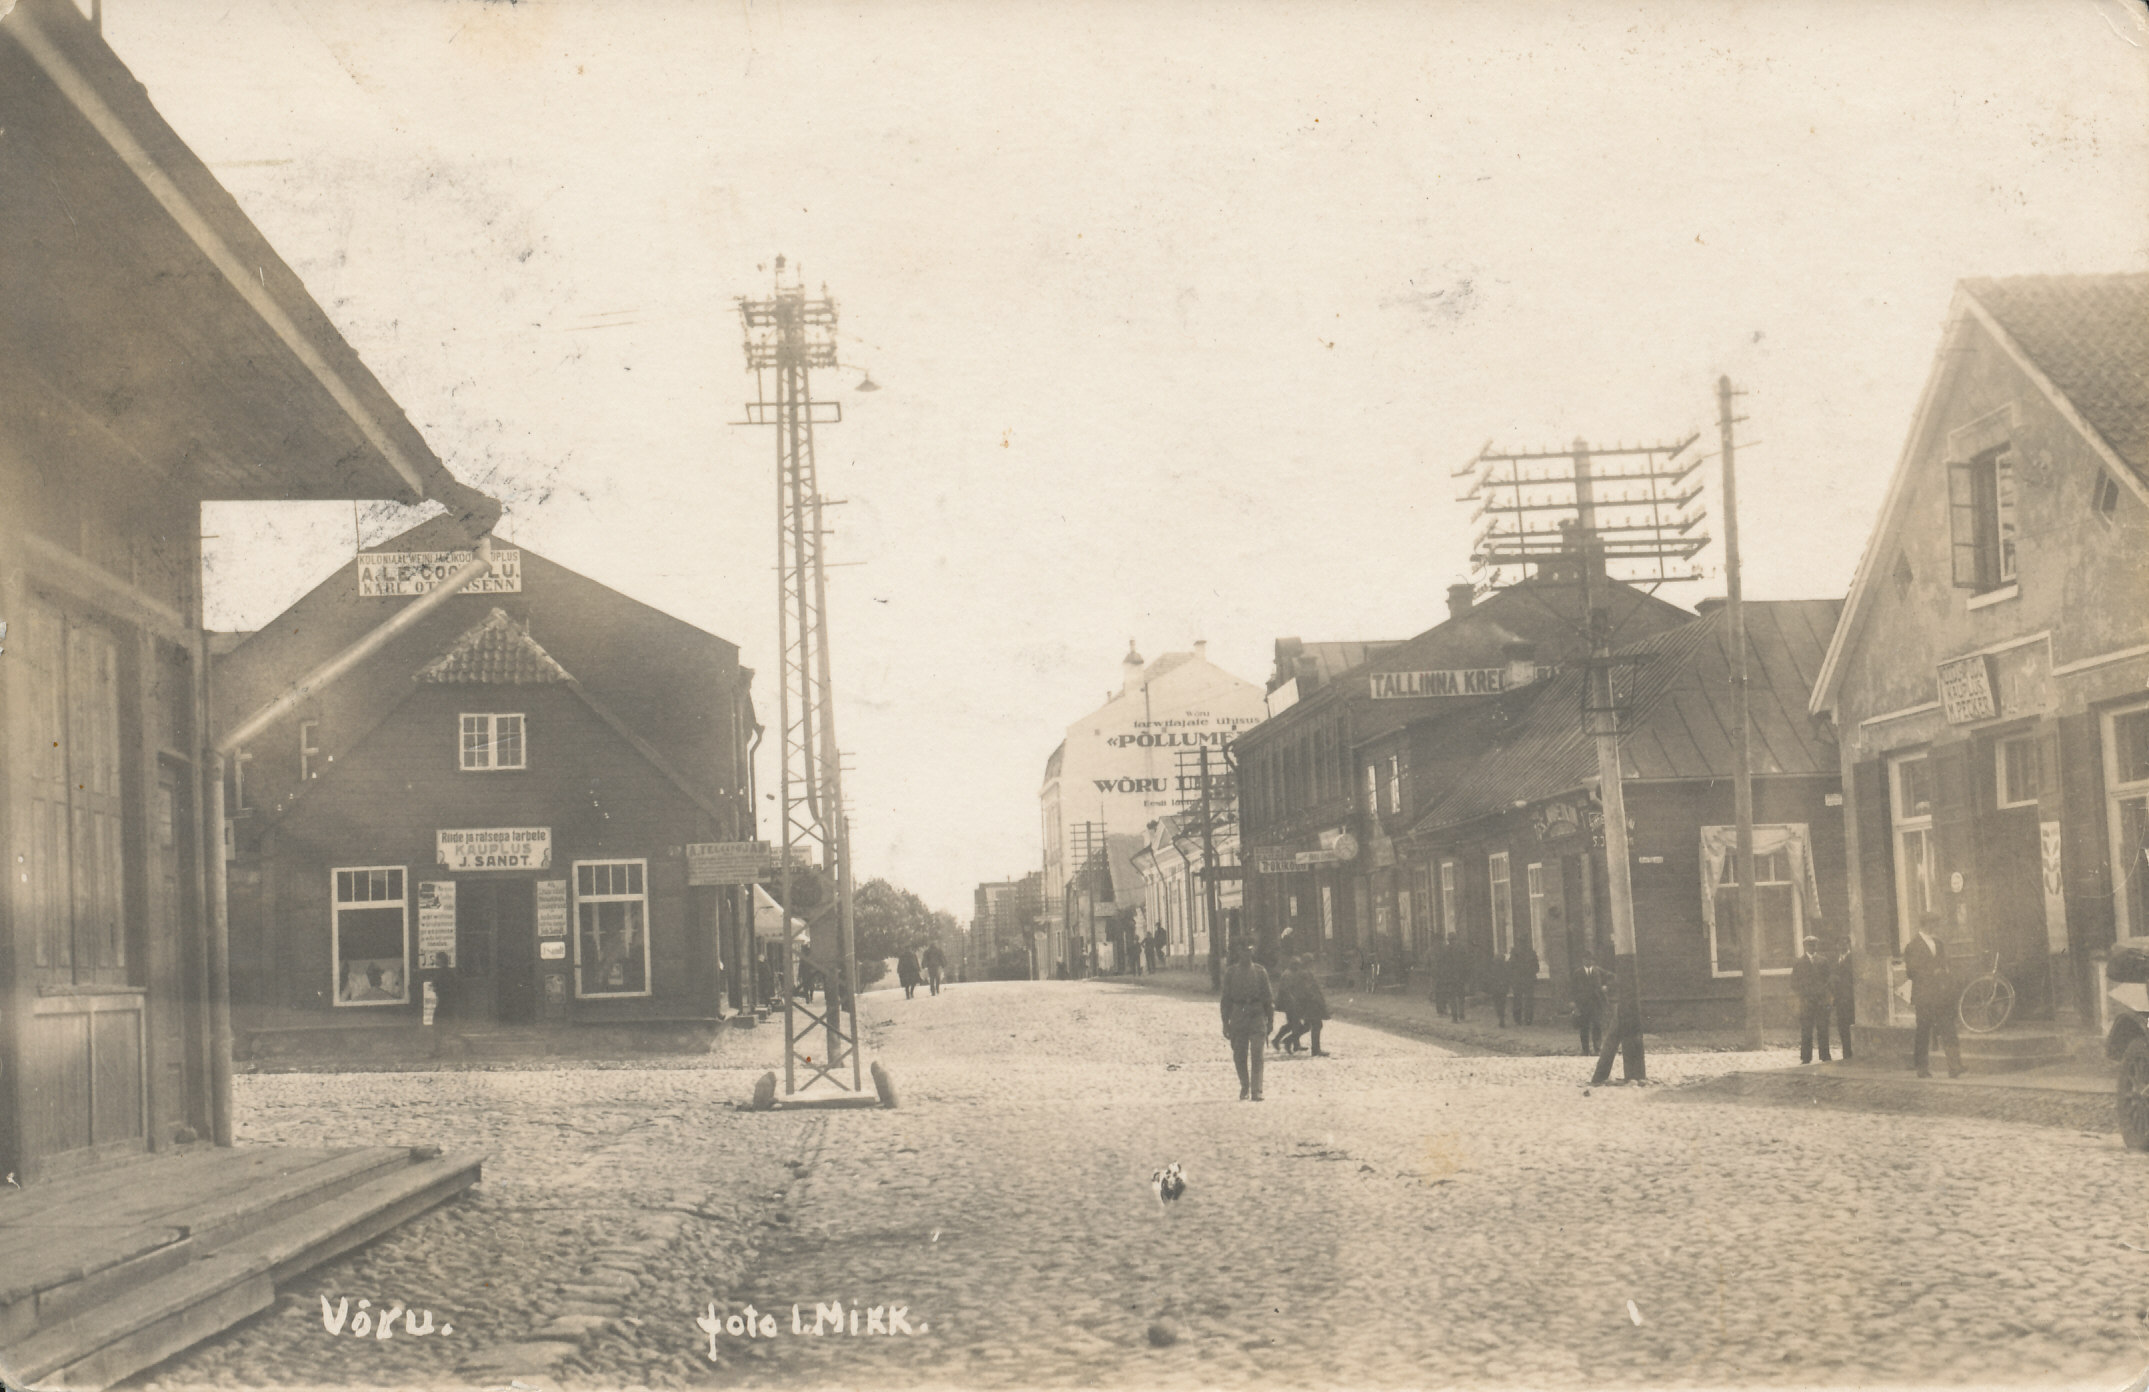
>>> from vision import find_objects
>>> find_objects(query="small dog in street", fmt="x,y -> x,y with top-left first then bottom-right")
1150,1162 -> 1186,1205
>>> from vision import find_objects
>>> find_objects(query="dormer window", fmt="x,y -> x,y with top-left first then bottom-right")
460,713 -> 526,771
300,719 -> 321,781
1948,448 -> 2018,593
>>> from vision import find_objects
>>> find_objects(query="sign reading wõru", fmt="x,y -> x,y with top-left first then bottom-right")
1369,668 -> 1515,700
437,826 -> 551,870
359,549 -> 523,597
686,842 -> 773,885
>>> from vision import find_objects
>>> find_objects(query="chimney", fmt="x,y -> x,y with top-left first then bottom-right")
1120,639 -> 1145,696
1501,640 -> 1540,691
1697,596 -> 1727,616
1194,639 -> 1207,662
1447,583 -> 1476,619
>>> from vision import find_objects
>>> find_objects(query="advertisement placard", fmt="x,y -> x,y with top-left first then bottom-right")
417,881 -> 457,969
438,827 -> 552,871
535,878 -> 569,938
358,549 -> 522,597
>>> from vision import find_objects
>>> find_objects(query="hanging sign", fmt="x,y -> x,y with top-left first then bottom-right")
687,841 -> 772,885
358,549 -> 522,597
416,882 -> 457,969
437,826 -> 552,870
1936,654 -> 1998,724
535,878 -> 569,938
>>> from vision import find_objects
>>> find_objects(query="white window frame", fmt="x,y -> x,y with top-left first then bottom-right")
1362,761 -> 1378,812
1995,733 -> 2041,810
1489,851 -> 1513,958
331,865 -> 409,1008
1890,752 -> 1937,944
1525,862 -> 1551,978
573,857 -> 653,998
1706,844 -> 1803,978
300,719 -> 322,782
1386,753 -> 1403,815
2106,701 -> 2149,941
1439,859 -> 1459,941
460,712 -> 528,772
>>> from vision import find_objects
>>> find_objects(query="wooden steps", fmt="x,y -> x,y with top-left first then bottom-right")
0,1147 -> 483,1391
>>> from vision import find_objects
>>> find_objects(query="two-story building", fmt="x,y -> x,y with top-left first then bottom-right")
215,519 -> 757,1057
1235,576 -> 1690,973
1811,273 -> 2149,1036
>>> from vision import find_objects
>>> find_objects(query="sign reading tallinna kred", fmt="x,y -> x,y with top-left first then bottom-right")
1370,668 -> 1516,700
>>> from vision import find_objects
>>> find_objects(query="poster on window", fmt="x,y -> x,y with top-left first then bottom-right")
416,881 -> 457,969
536,878 -> 569,937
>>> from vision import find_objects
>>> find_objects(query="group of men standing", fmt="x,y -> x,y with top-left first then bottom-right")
1428,935 -> 1544,1029
1788,936 -> 1860,1065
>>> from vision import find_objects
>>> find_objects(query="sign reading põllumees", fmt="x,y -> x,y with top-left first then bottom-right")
438,826 -> 552,871
1936,653 -> 1998,723
686,841 -> 772,885
416,881 -> 457,969
359,549 -> 523,597
535,879 -> 569,938
1370,668 -> 1517,700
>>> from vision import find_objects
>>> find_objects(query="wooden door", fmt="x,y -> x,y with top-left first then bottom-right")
454,879 -> 499,1024
493,880 -> 537,1025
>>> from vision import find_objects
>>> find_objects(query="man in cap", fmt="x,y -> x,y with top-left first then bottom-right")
1791,934 -> 1833,1064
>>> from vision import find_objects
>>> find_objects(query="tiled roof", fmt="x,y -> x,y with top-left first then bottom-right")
416,608 -> 573,685
1409,599 -> 1842,834
1966,273 -> 2149,482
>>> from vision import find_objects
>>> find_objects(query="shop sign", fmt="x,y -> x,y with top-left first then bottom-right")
1936,653 -> 1998,724
687,841 -> 772,885
535,878 -> 569,938
1370,668 -> 1514,700
437,826 -> 552,871
1253,851 -> 1298,875
539,940 -> 568,961
417,882 -> 456,969
1296,833 -> 1359,866
358,549 -> 522,597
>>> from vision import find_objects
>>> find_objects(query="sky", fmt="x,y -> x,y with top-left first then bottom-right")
98,0 -> 2149,919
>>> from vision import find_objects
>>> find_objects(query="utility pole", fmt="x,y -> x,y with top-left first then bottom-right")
1456,430 -> 1708,1086
1721,376 -> 1762,1049
737,256 -> 864,1097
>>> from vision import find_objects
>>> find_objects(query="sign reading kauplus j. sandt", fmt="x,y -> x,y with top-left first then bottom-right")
437,826 -> 552,870
359,549 -> 523,597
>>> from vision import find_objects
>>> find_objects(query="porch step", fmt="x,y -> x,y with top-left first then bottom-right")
1850,1023 -> 2077,1072
4,1151 -> 482,1391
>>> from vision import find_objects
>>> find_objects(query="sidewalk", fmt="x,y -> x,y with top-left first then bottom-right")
1120,966 -> 1803,1056
1666,1053 -> 2120,1133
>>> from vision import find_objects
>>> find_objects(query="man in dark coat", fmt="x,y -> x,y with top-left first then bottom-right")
1483,942 -> 1511,1027
1221,942 -> 1274,1101
1791,934 -> 1833,1063
896,948 -> 922,1000
1830,941 -> 1856,1061
1510,938 -> 1541,1026
1904,927 -> 1964,1078
1571,957 -> 1606,1055
922,941 -> 947,995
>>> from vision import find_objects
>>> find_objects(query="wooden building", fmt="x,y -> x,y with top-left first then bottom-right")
1406,600 -> 1848,1029
1810,274 -> 2149,1035
215,520 -> 757,1057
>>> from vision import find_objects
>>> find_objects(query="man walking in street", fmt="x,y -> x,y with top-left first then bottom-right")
1792,934 -> 1833,1064
1484,942 -> 1511,1027
1510,936 -> 1540,1026
1831,939 -> 1856,1062
922,940 -> 947,996
1904,927 -> 1965,1078
1221,941 -> 1274,1101
1571,955 -> 1605,1056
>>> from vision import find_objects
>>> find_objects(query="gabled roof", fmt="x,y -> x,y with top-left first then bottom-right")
1811,273 -> 2149,715
1410,599 -> 1841,836
417,609 -> 572,686
1270,639 -> 1405,693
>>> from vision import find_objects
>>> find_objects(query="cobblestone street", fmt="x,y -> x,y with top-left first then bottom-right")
134,981 -> 2149,1391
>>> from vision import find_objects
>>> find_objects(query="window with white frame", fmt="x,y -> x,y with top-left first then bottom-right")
460,713 -> 527,771
300,719 -> 321,782
1995,733 -> 2041,810
574,859 -> 650,997
1439,859 -> 1459,942
1947,449 -> 2018,593
2105,703 -> 2149,941
333,866 -> 408,1006
1489,851 -> 1513,958
1890,753 -> 1937,950
1386,753 -> 1403,815
1708,848 -> 1801,976
1363,761 -> 1378,813
1525,862 -> 1551,977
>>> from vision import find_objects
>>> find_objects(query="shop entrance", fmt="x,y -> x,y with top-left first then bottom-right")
1978,804 -> 2051,1018
455,878 -> 538,1025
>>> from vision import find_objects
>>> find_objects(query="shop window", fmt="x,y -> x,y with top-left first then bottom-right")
333,867 -> 408,1006
2106,704 -> 2149,940
1890,753 -> 1937,945
1525,862 -> 1551,977
1362,761 -> 1378,813
300,719 -> 321,782
1703,834 -> 1810,976
1439,859 -> 1459,941
1947,450 -> 2017,593
2095,473 -> 2122,524
1386,753 -> 1403,815
1489,851 -> 1513,958
460,713 -> 527,771
1995,734 -> 2040,810
574,858 -> 651,997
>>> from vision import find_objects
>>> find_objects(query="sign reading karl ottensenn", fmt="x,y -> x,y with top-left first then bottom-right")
437,826 -> 552,870
359,549 -> 523,597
